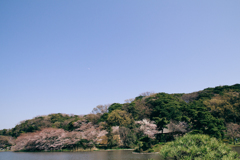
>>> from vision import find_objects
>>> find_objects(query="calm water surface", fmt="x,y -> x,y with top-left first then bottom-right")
2,147 -> 240,160
0,150 -> 162,160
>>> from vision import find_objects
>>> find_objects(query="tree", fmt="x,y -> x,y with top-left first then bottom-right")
138,136 -> 154,151
188,101 -> 225,139
181,92 -> 199,103
134,99 -> 152,120
107,109 -> 134,127
0,136 -> 15,150
12,128 -> 81,151
98,113 -> 109,123
106,125 -> 117,149
124,98 -> 134,103
226,123 -> 240,145
160,134 -> 239,160
74,120 -> 107,144
91,104 -> 110,114
167,120 -> 189,134
203,94 -> 238,123
119,127 -> 136,148
108,103 -> 123,113
122,99 -> 151,120
5,113 -> 81,137
85,113 -> 101,125
135,119 -> 158,139
134,119 -> 158,151
139,91 -> 155,97
146,93 -> 183,132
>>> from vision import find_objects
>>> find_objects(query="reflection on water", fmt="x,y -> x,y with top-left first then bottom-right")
2,147 -> 240,160
0,150 -> 162,160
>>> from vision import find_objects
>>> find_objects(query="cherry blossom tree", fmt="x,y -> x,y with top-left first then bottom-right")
12,128 -> 81,151
0,135 -> 15,150
226,123 -> 240,145
91,104 -> 110,114
167,120 -> 189,134
135,119 -> 158,139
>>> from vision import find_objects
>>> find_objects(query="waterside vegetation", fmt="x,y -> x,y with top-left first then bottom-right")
1,84 -> 240,159
160,134 -> 239,160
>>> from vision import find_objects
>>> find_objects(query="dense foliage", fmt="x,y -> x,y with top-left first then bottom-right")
0,84 -> 240,152
160,134 -> 239,160
0,113 -> 81,137
0,136 -> 15,149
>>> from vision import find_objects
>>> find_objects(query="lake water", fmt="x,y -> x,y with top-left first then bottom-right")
0,150 -> 162,160
1,147 -> 240,160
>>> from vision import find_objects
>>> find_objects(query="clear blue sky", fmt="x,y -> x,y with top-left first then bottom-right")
0,1 -> 240,130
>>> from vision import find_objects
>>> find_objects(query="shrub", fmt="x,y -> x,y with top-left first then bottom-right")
160,134 -> 239,160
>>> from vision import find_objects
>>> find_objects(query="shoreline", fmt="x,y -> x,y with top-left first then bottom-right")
1,148 -> 135,152
132,152 -> 159,154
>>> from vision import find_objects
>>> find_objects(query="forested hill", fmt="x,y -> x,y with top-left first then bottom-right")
0,113 -> 82,137
0,84 -> 240,151
1,84 -> 240,138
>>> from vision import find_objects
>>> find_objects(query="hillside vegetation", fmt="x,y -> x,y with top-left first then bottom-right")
0,84 -> 240,152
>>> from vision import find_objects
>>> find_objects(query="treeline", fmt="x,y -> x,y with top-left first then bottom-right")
0,84 -> 240,151
0,113 -> 81,137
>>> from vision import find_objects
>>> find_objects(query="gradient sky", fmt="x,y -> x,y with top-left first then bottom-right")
0,1 -> 240,130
